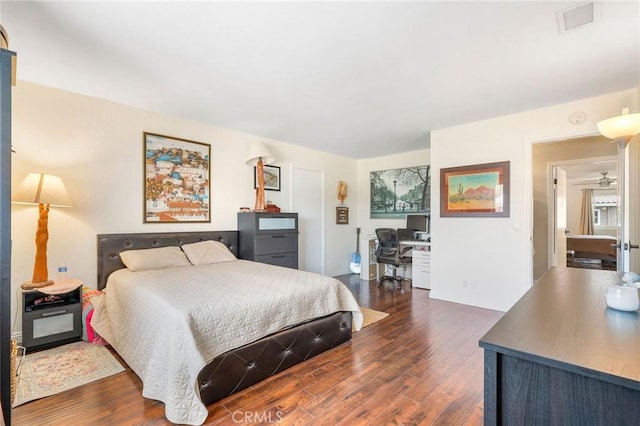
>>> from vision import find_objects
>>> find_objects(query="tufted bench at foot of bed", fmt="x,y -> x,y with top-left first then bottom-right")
197,311 -> 352,405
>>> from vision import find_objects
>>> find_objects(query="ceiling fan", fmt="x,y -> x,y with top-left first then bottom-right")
596,171 -> 616,187
574,171 -> 616,187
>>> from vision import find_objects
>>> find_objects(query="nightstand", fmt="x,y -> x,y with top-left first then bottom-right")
22,286 -> 82,351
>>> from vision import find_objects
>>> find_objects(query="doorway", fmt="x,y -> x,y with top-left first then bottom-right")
548,157 -> 619,272
532,135 -> 618,280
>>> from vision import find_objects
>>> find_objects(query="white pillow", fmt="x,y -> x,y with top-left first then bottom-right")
181,240 -> 237,265
120,246 -> 191,272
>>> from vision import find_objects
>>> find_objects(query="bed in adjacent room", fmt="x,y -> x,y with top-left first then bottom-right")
566,234 -> 617,269
91,231 -> 362,425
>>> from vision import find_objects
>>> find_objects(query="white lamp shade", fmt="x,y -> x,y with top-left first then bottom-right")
245,141 -> 275,166
597,113 -> 640,141
12,173 -> 72,207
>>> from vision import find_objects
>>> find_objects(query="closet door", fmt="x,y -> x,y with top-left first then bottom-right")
0,47 -> 16,426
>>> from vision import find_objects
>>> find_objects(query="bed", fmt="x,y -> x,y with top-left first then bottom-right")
566,234 -> 617,267
91,231 -> 362,425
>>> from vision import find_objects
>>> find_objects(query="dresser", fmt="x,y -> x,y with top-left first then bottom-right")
237,212 -> 299,269
479,267 -> 640,424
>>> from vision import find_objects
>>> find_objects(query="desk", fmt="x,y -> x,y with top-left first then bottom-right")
400,240 -> 431,289
360,238 -> 381,281
479,267 -> 640,424
360,238 -> 431,288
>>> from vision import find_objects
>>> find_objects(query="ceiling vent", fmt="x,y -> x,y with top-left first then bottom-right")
556,2 -> 595,34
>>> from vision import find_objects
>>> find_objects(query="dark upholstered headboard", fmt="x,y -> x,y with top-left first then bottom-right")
96,231 -> 239,290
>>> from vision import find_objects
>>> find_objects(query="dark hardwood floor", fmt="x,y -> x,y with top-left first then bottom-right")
12,275 -> 503,425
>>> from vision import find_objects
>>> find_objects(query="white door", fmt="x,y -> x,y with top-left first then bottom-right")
628,141 -> 639,271
617,145 -> 629,272
292,167 -> 324,274
552,166 -> 567,267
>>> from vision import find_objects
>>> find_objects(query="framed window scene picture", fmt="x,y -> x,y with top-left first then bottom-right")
440,161 -> 510,217
370,165 -> 430,219
255,165 -> 281,191
144,132 -> 211,223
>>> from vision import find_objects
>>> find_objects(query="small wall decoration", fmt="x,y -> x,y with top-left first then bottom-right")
440,161 -> 510,217
337,181 -> 348,204
370,165 -> 430,219
336,206 -> 349,224
144,132 -> 210,223
255,165 -> 280,191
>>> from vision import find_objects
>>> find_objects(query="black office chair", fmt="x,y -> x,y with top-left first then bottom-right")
374,228 -> 412,289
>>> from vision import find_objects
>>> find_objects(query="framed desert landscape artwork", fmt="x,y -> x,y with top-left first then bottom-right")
440,161 -> 510,217
144,132 -> 210,223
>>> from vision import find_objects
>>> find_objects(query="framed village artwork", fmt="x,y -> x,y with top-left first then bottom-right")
370,165 -> 430,219
143,132 -> 211,223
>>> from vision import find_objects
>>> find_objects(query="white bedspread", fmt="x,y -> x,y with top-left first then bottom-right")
91,260 -> 362,425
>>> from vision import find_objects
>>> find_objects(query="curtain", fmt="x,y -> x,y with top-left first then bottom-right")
579,189 -> 594,235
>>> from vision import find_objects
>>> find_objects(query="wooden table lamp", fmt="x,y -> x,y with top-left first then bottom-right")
12,173 -> 71,289
246,142 -> 275,211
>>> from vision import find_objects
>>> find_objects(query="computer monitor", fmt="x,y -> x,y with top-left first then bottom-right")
406,214 -> 430,235
397,228 -> 414,241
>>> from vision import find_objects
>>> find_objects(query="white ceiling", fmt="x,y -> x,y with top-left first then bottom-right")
563,157 -> 617,184
2,1 -> 639,159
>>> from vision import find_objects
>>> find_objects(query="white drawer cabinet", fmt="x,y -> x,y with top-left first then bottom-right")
411,244 -> 431,289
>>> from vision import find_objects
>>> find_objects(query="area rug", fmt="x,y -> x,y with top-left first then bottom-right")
12,341 -> 124,407
355,307 -> 389,331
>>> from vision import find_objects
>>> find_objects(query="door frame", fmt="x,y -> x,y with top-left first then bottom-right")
290,165 -> 326,274
546,155 -> 619,270
528,129 -> 625,284
548,165 -> 567,268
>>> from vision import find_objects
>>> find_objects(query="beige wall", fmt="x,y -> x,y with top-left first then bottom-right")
10,81 -> 434,340
532,136 -> 617,279
431,89 -> 638,312
10,81 -> 361,337
11,79 -> 638,326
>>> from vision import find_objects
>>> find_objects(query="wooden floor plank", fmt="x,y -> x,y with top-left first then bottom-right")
367,394 -> 422,426
11,275 -> 503,425
335,373 -> 421,425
